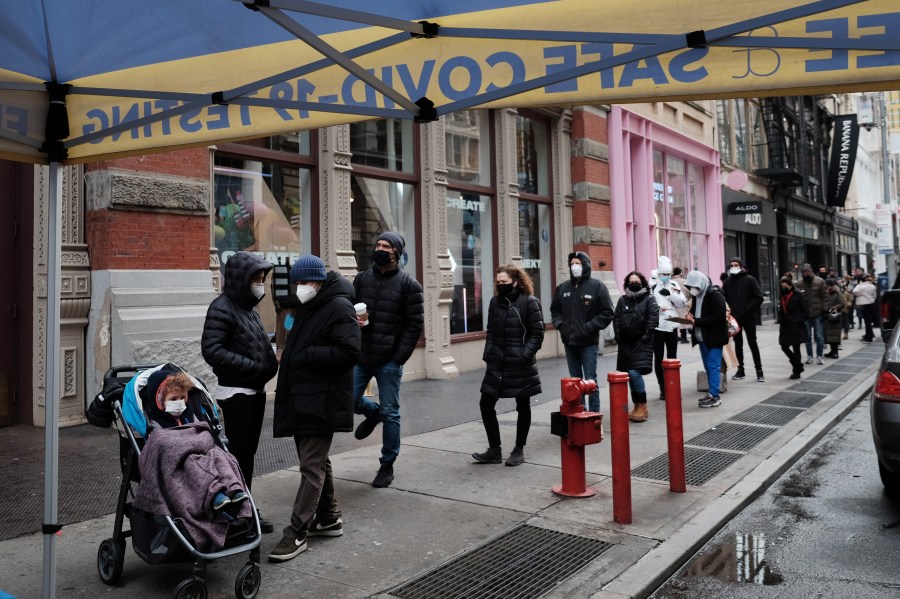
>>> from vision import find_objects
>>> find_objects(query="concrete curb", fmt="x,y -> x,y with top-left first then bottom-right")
603,365 -> 876,599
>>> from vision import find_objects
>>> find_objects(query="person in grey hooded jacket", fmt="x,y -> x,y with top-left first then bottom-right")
550,251 -> 614,412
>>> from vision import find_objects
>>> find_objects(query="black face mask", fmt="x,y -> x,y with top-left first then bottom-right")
781,287 -> 791,296
372,249 -> 393,266
803,274 -> 813,282
628,283 -> 643,293
497,283 -> 515,296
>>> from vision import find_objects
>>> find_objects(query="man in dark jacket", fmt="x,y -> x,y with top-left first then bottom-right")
549,251 -> 614,412
351,232 -> 424,488
201,251 -> 278,533
793,263 -> 827,365
268,255 -> 361,563
723,257 -> 765,382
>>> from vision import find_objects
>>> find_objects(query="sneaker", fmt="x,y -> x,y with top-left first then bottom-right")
354,412 -> 382,440
257,510 -> 275,534
268,534 -> 307,562
805,356 -> 814,364
789,372 -> 801,379
212,492 -> 230,510
372,463 -> 394,488
817,356 -> 825,365
472,447 -> 503,464
731,369 -> 746,381
230,490 -> 247,505
756,371 -> 766,383
308,515 -> 343,537
505,446 -> 525,467
698,394 -> 721,408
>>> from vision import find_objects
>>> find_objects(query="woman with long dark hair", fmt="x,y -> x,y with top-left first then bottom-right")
473,264 -> 545,467
613,271 -> 659,422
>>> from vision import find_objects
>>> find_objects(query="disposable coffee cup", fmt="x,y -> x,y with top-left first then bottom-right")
354,303 -> 369,326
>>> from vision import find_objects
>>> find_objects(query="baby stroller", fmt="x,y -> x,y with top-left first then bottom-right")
86,363 -> 262,599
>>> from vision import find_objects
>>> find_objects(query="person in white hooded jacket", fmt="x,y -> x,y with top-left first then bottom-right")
651,256 -> 687,401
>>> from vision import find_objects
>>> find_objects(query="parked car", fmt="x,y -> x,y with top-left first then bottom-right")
871,325 -> 900,495
880,288 -> 900,343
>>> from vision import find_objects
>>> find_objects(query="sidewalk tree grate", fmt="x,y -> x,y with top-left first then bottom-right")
762,391 -> 825,409
805,371 -> 856,383
687,422 -> 777,452
731,405 -> 805,427
787,380 -> 842,394
386,524 -> 613,599
632,447 -> 743,486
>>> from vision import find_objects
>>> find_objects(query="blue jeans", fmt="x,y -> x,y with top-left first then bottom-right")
698,343 -> 723,398
627,370 -> 646,397
564,344 -> 600,411
804,316 -> 824,358
354,361 -> 403,466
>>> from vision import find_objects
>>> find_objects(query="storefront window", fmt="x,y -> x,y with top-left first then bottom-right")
267,131 -> 311,155
650,152 -> 709,273
447,191 -> 493,334
653,150 -> 666,229
688,164 -> 706,233
515,113 -> 549,196
445,110 -> 491,186
519,200 -> 552,320
350,175 -> 417,276
734,98 -> 748,170
213,157 -> 312,266
350,118 -> 414,173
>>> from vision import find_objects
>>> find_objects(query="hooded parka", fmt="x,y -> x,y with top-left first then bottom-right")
274,272 -> 361,437
201,252 -> 278,390
613,288 -> 659,374
549,251 -> 614,346
480,289 -> 545,398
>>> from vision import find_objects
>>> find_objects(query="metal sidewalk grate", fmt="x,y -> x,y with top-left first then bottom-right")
787,380 -> 842,394
761,391 -> 825,409
805,370 -> 856,383
631,447 -> 743,486
387,524 -> 613,599
821,363 -> 865,374
687,422 -> 778,452
840,358 -> 875,365
731,405 -> 804,427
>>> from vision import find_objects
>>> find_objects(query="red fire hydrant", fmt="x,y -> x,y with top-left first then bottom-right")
551,378 -> 602,497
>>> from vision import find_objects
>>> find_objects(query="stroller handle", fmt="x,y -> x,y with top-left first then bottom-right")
103,364 -> 161,381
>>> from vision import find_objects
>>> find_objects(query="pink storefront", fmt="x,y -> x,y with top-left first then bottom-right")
608,106 -> 724,285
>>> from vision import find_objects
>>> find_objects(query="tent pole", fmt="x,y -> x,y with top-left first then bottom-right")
41,161 -> 63,599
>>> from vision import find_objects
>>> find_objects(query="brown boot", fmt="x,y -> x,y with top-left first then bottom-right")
629,403 -> 648,422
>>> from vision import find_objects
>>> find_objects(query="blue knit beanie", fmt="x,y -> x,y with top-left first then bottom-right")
291,255 -> 327,282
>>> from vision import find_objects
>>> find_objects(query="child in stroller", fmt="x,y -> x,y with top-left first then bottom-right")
131,367 -> 252,551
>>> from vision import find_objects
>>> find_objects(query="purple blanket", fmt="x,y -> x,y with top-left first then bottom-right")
133,421 -> 250,552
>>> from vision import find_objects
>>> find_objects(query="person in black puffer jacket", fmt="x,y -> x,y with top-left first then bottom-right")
613,271 -> 659,423
550,251 -> 614,412
201,251 -> 278,532
268,255 -> 361,563
722,257 -> 765,382
351,232 -> 424,489
472,264 -> 545,468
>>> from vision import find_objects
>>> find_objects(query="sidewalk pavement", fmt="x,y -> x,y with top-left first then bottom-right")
0,326 -> 880,599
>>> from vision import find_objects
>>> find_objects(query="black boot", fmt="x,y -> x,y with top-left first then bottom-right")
472,447 -> 502,464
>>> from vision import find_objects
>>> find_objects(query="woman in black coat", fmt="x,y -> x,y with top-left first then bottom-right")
473,264 -> 544,467
613,271 -> 659,423
778,276 -> 810,379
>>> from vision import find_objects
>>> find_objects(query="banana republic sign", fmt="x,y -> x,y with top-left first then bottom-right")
826,114 -> 859,208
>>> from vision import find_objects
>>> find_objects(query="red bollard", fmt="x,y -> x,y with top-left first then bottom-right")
551,378 -> 601,498
663,359 -> 686,493
608,371 -> 632,524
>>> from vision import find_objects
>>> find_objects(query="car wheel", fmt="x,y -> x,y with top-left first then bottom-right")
878,460 -> 900,496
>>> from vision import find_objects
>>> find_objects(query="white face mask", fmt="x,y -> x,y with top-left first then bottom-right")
658,274 -> 671,284
295,284 -> 318,304
688,287 -> 700,297
251,283 -> 266,299
165,400 -> 186,416
570,264 -> 583,278
728,267 -> 741,275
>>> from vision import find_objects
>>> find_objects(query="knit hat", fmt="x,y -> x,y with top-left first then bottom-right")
291,255 -> 327,282
377,231 -> 406,255
825,278 -> 837,286
729,256 -> 743,268
657,256 -> 673,274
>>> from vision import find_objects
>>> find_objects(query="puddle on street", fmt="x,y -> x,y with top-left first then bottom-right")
682,533 -> 784,585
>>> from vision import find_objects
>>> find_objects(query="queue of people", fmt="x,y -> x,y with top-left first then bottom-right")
201,242 -> 879,565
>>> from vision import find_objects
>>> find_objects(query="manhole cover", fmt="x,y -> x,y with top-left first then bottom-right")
387,524 -> 613,599
787,380 -> 842,394
687,422 -> 777,452
632,447 -> 743,486
761,391 -> 824,409
731,405 -> 804,426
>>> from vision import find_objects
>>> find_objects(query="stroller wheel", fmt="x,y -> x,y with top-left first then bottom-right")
173,577 -> 207,599
235,562 -> 262,599
97,538 -> 125,585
